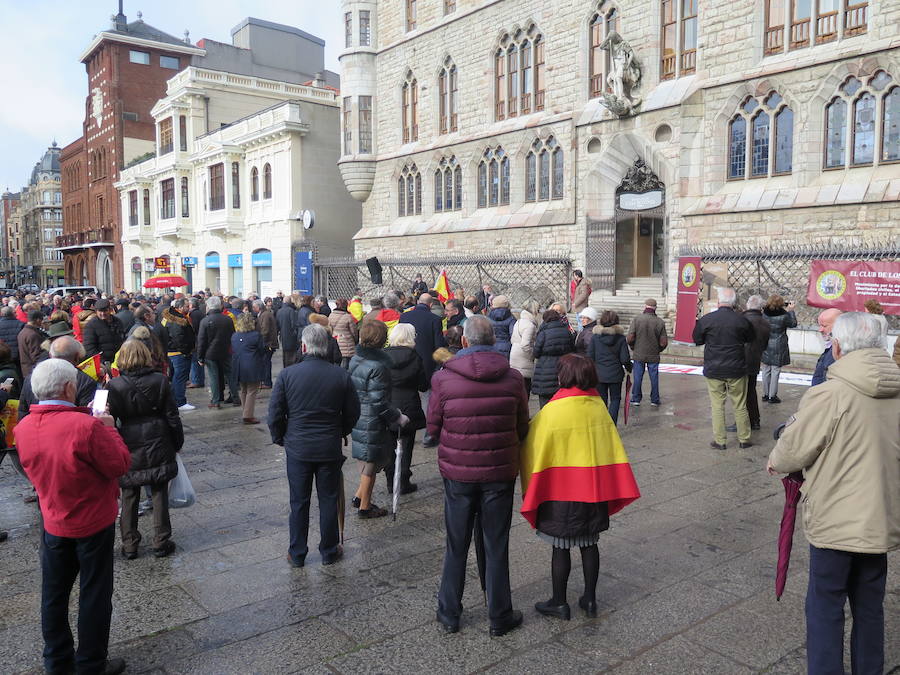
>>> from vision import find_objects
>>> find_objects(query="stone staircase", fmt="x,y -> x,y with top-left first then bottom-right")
588,276 -> 671,330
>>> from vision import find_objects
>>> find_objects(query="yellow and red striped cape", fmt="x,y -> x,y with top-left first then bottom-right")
520,388 -> 640,529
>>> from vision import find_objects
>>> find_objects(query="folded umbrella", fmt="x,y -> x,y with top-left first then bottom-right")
776,471 -> 804,600
623,374 -> 632,425
392,440 -> 402,521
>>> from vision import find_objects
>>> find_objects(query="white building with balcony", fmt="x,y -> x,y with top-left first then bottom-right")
116,66 -> 360,295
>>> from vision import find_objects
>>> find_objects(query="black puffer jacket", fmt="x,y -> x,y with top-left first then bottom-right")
0,316 -> 23,361
537,501 -> 610,539
385,345 -> 427,431
532,320 -> 576,397
692,307 -> 754,380
161,308 -> 195,355
196,310 -> 235,362
762,308 -> 797,367
587,325 -> 633,383
488,308 -> 517,359
107,368 -> 184,488
82,316 -> 124,362
276,303 -> 298,351
348,346 -> 401,466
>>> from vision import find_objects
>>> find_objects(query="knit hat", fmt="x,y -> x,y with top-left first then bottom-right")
580,307 -> 598,322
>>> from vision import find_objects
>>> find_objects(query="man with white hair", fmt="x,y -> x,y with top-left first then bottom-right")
768,312 -> 900,674
18,336 -> 98,419
692,287 -> 755,450
267,324 -> 360,567
196,295 -> 237,408
14,359 -> 131,675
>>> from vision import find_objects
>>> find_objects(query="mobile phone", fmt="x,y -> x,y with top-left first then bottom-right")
91,389 -> 109,416
3,378 -> 13,386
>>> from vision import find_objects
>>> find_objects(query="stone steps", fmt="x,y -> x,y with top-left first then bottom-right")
587,277 -> 668,328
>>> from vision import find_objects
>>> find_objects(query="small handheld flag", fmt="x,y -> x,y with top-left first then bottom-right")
434,269 -> 453,303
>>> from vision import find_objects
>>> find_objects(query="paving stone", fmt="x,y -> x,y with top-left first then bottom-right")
609,636 -> 755,674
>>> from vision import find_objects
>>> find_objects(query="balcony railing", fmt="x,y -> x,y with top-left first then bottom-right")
55,228 -> 113,248
790,18 -> 810,49
844,2 -> 867,36
815,11 -> 838,43
765,25 -> 785,54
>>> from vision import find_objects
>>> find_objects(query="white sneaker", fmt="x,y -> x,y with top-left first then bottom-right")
178,403 -> 196,412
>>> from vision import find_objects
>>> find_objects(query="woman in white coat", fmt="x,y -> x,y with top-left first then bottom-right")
510,298 -> 540,396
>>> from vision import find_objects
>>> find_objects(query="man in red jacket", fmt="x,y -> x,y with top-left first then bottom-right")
427,316 -> 530,637
14,358 -> 131,675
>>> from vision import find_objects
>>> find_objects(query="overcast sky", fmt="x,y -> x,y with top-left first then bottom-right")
0,0 -> 342,193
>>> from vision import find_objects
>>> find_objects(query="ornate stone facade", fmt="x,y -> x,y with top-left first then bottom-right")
338,0 -> 899,316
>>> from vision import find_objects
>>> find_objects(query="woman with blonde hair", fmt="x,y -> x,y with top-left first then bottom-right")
107,339 -> 184,559
384,323 -> 427,494
231,312 -> 266,424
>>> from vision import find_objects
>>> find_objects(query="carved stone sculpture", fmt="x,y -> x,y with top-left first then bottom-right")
598,30 -> 642,117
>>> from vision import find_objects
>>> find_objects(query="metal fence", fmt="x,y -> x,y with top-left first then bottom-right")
315,253 -> 572,310
680,241 -> 900,332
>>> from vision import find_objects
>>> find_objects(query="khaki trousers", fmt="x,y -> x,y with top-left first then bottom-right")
241,382 -> 261,420
705,376 -> 751,445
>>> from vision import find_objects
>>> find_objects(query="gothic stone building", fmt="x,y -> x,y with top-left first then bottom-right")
338,0 -> 899,322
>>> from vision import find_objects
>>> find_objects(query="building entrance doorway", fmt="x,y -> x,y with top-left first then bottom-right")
615,211 -> 665,279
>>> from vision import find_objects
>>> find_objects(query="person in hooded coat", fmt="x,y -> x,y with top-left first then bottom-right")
532,310 -> 576,408
488,295 -> 517,360
384,323 -> 427,494
761,294 -> 797,404
107,340 -> 183,559
587,310 -> 632,425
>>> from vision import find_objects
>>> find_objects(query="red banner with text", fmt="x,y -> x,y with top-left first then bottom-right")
806,259 -> 900,315
674,257 -> 702,342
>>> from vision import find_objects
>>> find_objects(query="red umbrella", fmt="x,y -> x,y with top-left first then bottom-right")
776,471 -> 804,600
144,274 -> 189,288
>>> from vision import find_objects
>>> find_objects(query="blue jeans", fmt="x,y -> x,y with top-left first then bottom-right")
170,354 -> 190,406
286,456 -> 342,564
806,545 -> 886,675
190,351 -> 205,386
597,380 -> 623,424
631,361 -> 660,404
41,524 -> 115,674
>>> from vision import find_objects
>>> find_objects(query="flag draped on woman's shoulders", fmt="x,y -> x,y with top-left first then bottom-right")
520,388 -> 640,529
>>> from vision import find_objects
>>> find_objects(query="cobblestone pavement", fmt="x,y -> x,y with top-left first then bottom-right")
1,362 -> 897,674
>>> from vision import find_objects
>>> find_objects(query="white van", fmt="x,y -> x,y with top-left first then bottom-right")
46,285 -> 100,297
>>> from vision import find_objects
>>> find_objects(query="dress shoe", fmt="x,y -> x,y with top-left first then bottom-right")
762,395 -> 770,402
750,423 -> 761,431
223,397 -> 234,404
121,547 -> 138,561
231,399 -> 242,407
578,595 -> 598,618
100,658 -> 126,675
535,599 -> 571,620
358,504 -> 388,519
709,441 -> 727,451
322,546 -> 344,566
242,417 -> 260,425
422,437 -> 438,448
436,613 -> 459,634
725,424 -> 737,432
152,540 -> 176,558
207,403 -> 221,409
739,442 -> 754,449
768,396 -> 782,404
489,609 -> 523,637
351,496 -> 361,508
0,530 -> 7,542
400,482 -> 418,495
286,553 -> 305,568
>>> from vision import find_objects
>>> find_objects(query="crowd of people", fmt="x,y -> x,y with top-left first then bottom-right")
0,272 -> 897,674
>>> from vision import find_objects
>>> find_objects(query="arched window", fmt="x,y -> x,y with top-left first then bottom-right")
727,92 -> 792,179
477,147 -> 509,208
438,57 -> 458,134
250,167 -> 259,201
263,163 -> 272,199
526,137 -> 563,201
398,164 -> 421,216
494,24 -> 544,121
434,157 -> 461,212
180,177 -> 189,217
823,71 -> 896,169
589,3 -> 619,98
401,71 -> 418,143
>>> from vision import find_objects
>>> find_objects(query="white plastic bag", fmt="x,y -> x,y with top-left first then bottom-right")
168,455 -> 195,508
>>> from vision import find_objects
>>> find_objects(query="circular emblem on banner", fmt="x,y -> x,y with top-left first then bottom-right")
681,263 -> 698,288
816,270 -> 847,300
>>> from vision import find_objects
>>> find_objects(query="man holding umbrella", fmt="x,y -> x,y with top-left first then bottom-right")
267,324 -> 360,567
767,312 -> 900,675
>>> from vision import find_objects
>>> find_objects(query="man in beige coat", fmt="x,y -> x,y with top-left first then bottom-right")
767,311 -> 900,675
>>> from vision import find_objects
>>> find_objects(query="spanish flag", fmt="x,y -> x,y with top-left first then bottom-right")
77,354 -> 103,381
434,269 -> 453,303
520,388 -> 640,529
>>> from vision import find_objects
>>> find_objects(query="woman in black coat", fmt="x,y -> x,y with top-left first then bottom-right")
384,323 -> 427,495
349,320 -> 404,519
532,310 -> 576,408
107,339 -> 184,559
587,311 -> 632,425
231,313 -> 267,424
761,294 -> 797,404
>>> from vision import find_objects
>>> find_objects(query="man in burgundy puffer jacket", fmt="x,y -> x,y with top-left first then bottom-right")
427,315 -> 530,637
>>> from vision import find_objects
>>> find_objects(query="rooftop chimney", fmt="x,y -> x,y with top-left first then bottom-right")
313,72 -> 326,88
113,0 -> 127,31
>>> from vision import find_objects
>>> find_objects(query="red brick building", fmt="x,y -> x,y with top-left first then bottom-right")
59,9 -> 202,291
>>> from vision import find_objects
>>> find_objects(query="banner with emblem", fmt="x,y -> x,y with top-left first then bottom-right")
674,256 -> 702,342
806,260 -> 900,315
